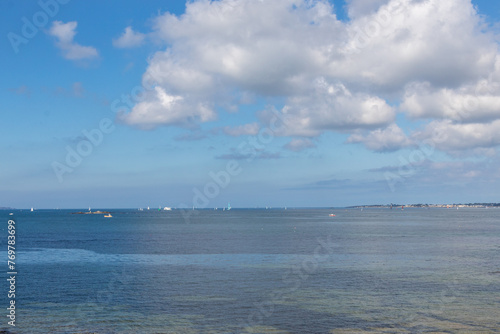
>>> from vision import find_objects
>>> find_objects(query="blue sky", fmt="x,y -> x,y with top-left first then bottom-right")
2,0 -> 500,209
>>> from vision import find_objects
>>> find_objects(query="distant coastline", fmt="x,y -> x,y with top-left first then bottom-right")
348,203 -> 500,209
3,203 -> 500,210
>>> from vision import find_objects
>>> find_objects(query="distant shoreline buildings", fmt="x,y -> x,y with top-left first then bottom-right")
349,203 -> 500,209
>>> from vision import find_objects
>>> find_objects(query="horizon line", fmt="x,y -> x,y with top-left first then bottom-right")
3,203 -> 500,211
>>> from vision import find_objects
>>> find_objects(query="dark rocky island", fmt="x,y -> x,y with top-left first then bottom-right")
71,211 -> 111,215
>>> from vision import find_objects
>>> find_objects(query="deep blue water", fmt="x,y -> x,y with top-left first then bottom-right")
1,208 -> 499,333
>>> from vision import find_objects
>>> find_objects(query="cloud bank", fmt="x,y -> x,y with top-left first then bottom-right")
118,0 -> 500,155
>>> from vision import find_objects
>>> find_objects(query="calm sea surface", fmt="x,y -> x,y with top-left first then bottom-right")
1,208 -> 499,333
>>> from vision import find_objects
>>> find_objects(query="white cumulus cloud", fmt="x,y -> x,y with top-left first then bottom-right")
337,0 -> 496,90
263,79 -> 395,137
401,70 -> 500,124
118,86 -> 216,129
118,0 -> 500,155
48,21 -> 98,60
347,123 -> 414,152
412,120 -> 500,153
113,26 -> 146,48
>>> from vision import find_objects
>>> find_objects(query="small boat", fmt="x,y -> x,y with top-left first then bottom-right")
104,214 -> 112,218
164,207 -> 172,211
329,214 -> 336,217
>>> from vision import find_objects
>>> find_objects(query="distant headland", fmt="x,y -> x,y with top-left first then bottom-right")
348,203 -> 500,209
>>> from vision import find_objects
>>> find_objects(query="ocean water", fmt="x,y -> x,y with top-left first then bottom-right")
1,208 -> 499,333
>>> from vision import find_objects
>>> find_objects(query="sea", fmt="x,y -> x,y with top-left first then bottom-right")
0,208 -> 499,334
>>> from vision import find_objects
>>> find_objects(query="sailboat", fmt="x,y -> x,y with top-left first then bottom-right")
227,202 -> 231,211
31,207 -> 34,212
